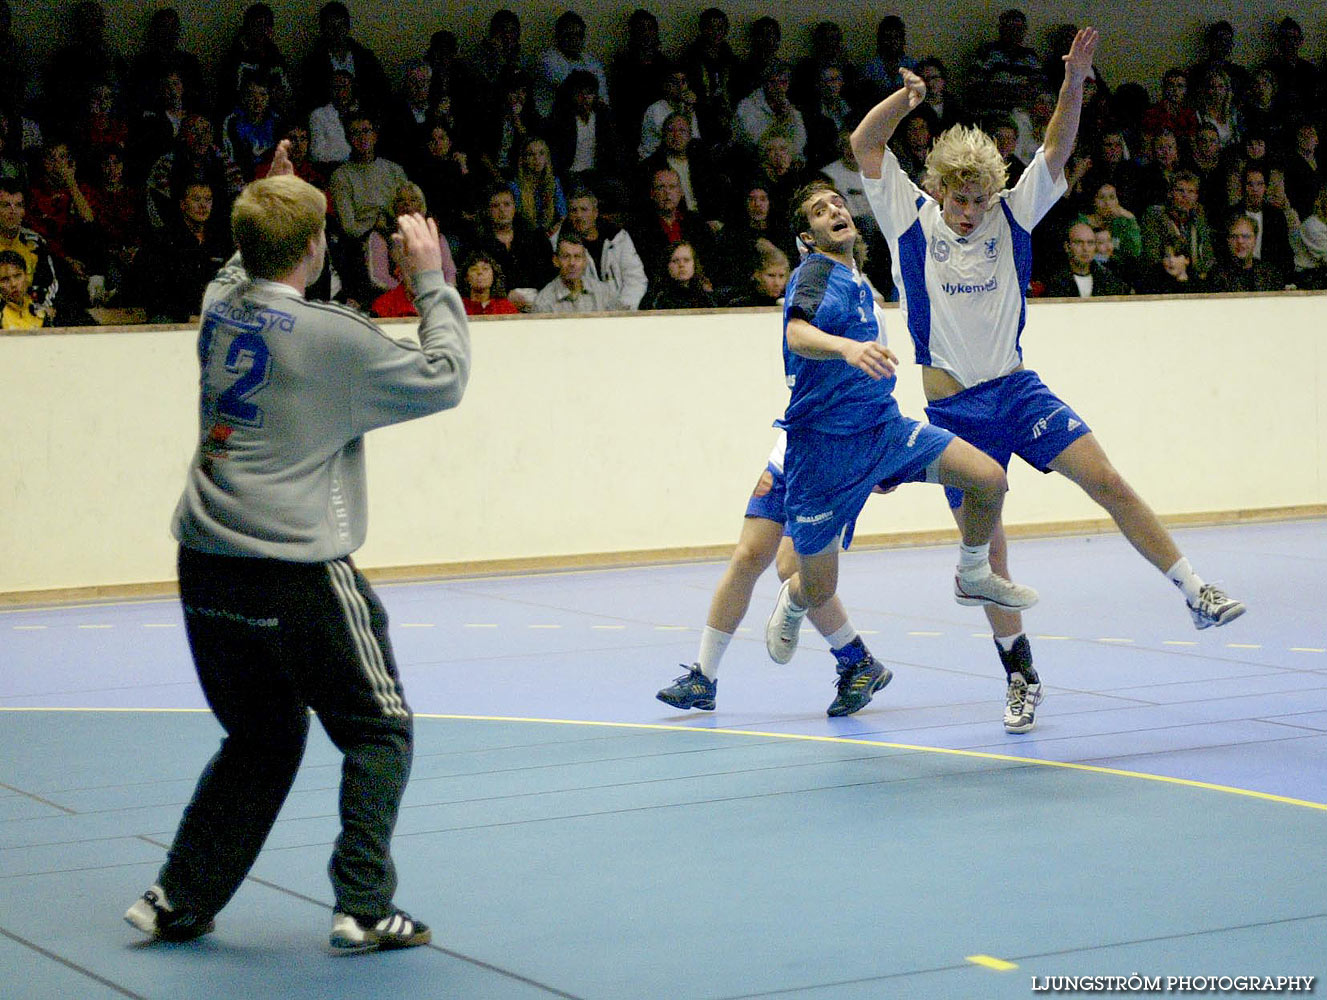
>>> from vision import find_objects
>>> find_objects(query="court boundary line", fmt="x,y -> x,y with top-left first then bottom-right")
4,706 -> 1324,813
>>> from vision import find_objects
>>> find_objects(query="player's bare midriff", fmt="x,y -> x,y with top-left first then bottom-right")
922,363 -> 1026,402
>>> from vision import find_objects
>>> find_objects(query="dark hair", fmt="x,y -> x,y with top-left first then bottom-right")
489,9 -> 519,33
459,250 -> 508,298
555,10 -> 586,33
0,248 -> 26,270
319,2 -> 349,23
698,8 -> 727,29
658,240 -> 707,291
554,230 -> 587,252
0,176 -> 24,197
1162,67 -> 1186,85
566,185 -> 597,204
789,178 -> 840,239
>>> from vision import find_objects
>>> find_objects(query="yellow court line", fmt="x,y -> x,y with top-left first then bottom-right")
1291,647 -> 1326,653
967,954 -> 1019,971
1164,640 -> 1198,646
3,707 -> 1326,813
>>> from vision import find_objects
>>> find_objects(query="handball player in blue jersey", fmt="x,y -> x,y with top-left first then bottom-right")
763,178 -> 1039,718
852,28 -> 1244,733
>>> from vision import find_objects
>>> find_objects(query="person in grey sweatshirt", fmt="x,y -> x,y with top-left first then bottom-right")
124,140 -> 471,955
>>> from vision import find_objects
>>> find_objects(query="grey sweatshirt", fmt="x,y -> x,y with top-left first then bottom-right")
172,259 -> 471,561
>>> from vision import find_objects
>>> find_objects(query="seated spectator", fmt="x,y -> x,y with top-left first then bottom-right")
533,11 -> 609,120
987,114 -> 1026,188
412,120 -> 481,244
145,113 -> 243,231
328,114 -> 408,299
818,130 -> 892,295
1040,221 -> 1132,297
1192,67 -> 1241,150
1135,129 -> 1182,215
794,20 -> 858,118
421,31 -> 469,140
1232,163 -> 1292,280
25,141 -> 96,279
733,17 -> 783,110
802,62 -> 855,171
308,69 -> 359,168
735,61 -> 807,160
1079,181 -> 1141,269
1261,17 -> 1318,110
254,121 -> 328,194
1081,129 -> 1142,213
532,231 -> 623,312
638,64 -> 701,161
510,136 -> 565,236
639,112 -> 727,223
130,7 -> 204,112
0,248 -> 53,328
1134,240 -> 1207,295
381,59 -> 434,168
221,73 -> 281,181
1139,170 -> 1215,279
1288,182 -> 1327,289
457,250 -> 519,315
44,2 -> 129,124
0,179 -> 61,321
681,7 -> 738,142
1140,69 -> 1196,145
726,237 -> 788,306
472,185 -> 556,297
132,69 -> 190,179
475,67 -> 540,185
301,2 -> 390,118
642,241 -> 715,310
1241,69 -> 1288,152
748,128 -> 807,237
856,15 -> 916,109
608,9 -> 665,146
632,166 -> 719,287
545,69 -> 624,198
554,185 -> 646,309
473,10 -> 523,93
217,3 -> 292,119
1210,214 -> 1285,292
916,57 -> 971,134
892,112 -> 934,187
1011,88 -> 1055,167
75,81 -> 130,164
1281,122 -> 1321,220
83,144 -> 142,304
137,181 -> 231,322
1187,123 -> 1227,219
970,8 -> 1043,116
366,182 -> 456,293
1190,20 -> 1250,109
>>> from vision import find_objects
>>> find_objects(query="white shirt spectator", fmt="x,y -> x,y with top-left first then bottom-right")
638,101 -> 701,160
735,90 -> 807,157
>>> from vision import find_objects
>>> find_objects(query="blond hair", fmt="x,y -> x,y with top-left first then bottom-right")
923,125 -> 1008,200
230,175 -> 326,280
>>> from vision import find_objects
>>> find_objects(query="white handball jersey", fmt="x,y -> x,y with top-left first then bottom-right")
862,146 -> 1066,388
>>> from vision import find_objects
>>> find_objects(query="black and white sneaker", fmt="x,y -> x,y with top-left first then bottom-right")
124,885 -> 215,942
1003,673 -> 1043,734
1187,583 -> 1246,630
330,908 -> 432,955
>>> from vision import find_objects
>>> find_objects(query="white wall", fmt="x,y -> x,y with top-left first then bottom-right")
3,294 -> 1324,597
10,0 -> 1327,107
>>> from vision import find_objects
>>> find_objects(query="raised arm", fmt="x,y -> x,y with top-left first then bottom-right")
849,69 -> 926,179
1042,27 -> 1099,181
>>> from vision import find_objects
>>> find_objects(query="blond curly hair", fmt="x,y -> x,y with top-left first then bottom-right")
923,125 -> 1008,199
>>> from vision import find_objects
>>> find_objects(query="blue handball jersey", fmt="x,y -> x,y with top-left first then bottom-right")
777,253 -> 899,435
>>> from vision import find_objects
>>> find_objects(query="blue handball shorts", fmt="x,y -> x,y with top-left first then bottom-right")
924,369 -> 1092,509
784,416 -> 954,555
743,461 -> 788,524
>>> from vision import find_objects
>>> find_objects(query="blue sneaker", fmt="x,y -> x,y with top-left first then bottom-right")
827,656 -> 892,717
657,665 -> 716,711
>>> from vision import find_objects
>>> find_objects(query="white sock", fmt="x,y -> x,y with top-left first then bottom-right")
696,626 -> 732,680
1165,557 -> 1203,602
995,632 -> 1024,653
823,621 -> 858,649
957,542 -> 991,579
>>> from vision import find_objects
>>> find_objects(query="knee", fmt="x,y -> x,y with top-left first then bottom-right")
966,459 -> 1009,504
799,575 -> 836,609
1083,464 -> 1134,508
731,539 -> 774,578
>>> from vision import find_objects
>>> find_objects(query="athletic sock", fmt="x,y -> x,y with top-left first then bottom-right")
994,633 -> 1038,684
696,626 -> 732,680
823,621 -> 858,650
831,636 -> 871,669
1165,557 -> 1203,602
994,632 -> 1023,653
957,542 -> 991,580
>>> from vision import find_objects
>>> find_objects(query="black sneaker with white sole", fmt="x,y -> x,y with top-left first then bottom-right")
330,908 -> 432,955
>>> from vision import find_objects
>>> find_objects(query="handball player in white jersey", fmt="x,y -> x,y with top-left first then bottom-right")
851,28 -> 1244,734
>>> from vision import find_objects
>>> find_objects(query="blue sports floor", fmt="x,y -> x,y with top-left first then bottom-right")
2,520 -> 1325,999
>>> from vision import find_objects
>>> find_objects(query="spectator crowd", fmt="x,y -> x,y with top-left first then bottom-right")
1,1 -> 1326,328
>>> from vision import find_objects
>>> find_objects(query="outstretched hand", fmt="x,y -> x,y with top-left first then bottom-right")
392,213 -> 444,277
899,68 -> 927,109
843,341 -> 898,380
1062,27 -> 1098,86
269,139 -> 295,178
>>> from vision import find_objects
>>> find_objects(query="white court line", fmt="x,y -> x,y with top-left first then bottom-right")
77,624 -> 114,630
907,631 -> 943,637
12,625 -> 48,631
1097,638 -> 1134,644
591,625 -> 626,630
529,624 -> 562,630
463,623 -> 498,628
142,623 -> 178,629
1226,643 -> 1262,650
1291,647 -> 1326,653
1164,640 -> 1198,646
